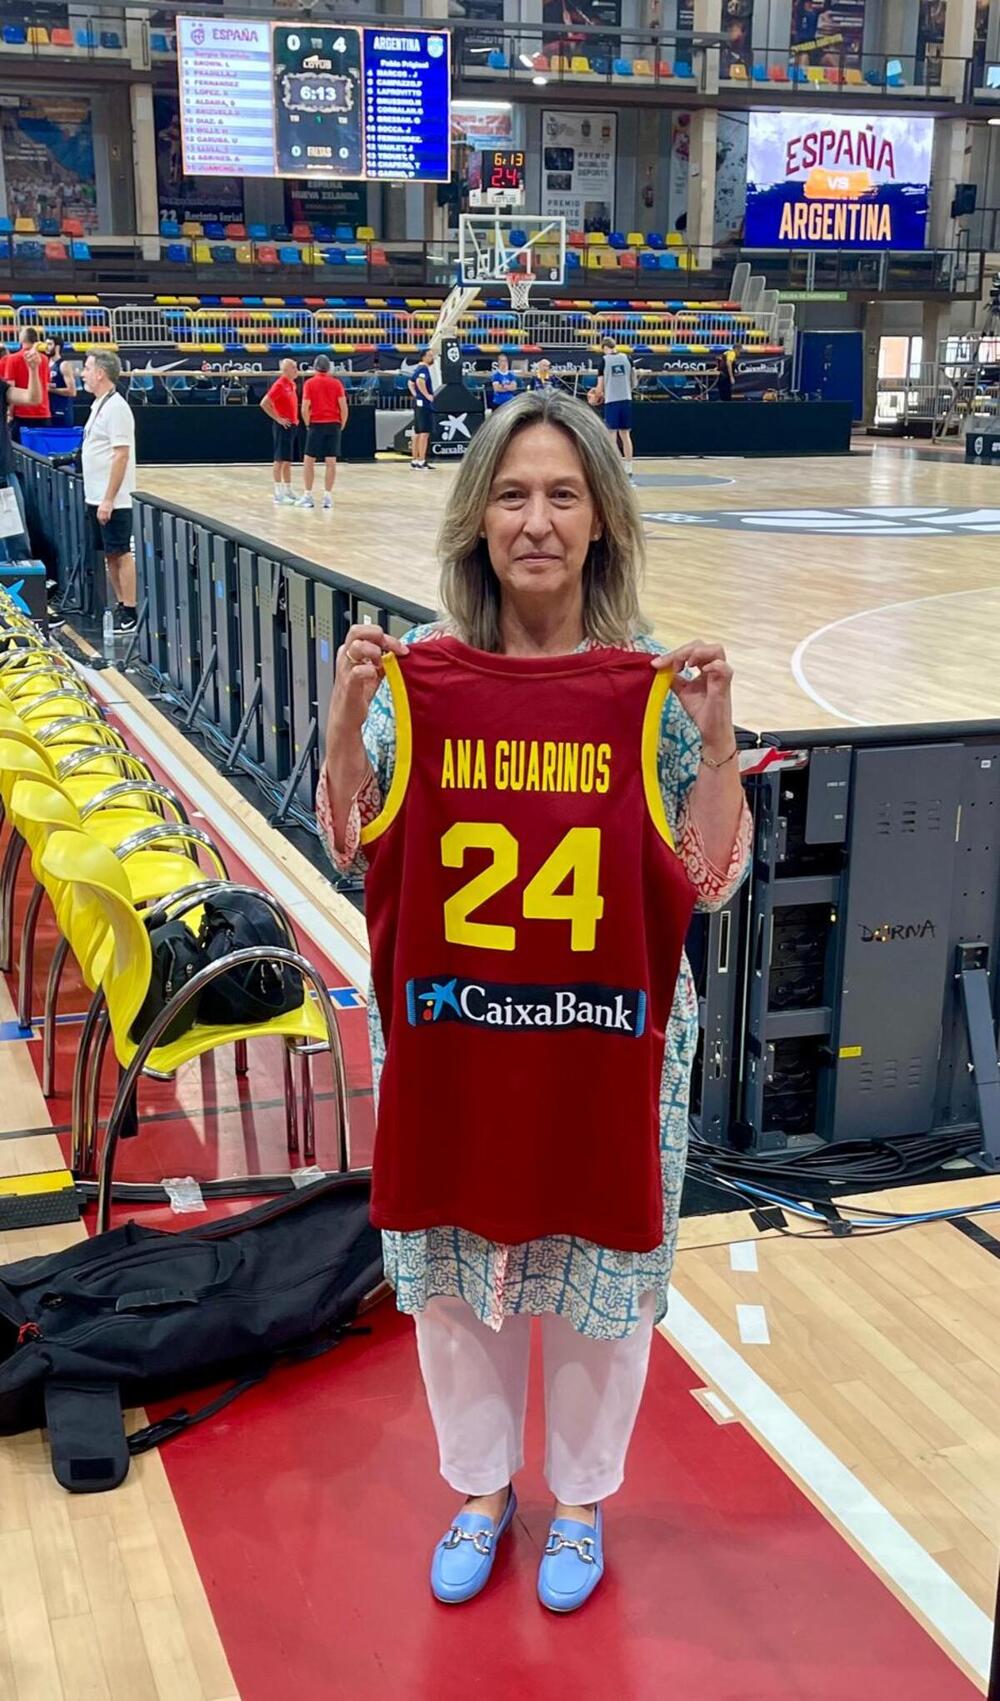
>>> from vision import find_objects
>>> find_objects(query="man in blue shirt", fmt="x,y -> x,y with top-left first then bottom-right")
408,348 -> 435,471
489,353 -> 519,409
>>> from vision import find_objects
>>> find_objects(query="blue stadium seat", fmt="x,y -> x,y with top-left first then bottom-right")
150,31 -> 170,52
674,60 -> 692,77
70,240 -> 91,260
751,63 -> 767,81
589,55 -> 609,74
211,244 -> 236,263
646,231 -> 664,248
165,242 -> 190,263
639,251 -> 659,270
321,247 -> 347,266
17,241 -> 44,262
271,224 -> 291,241
3,25 -> 26,44
278,244 -> 302,264
159,219 -> 180,238
0,218 -> 12,236
566,251 -> 582,271
608,231 -> 627,249
612,57 -> 633,75
334,223 -> 354,241
658,252 -> 679,269
313,224 -> 334,241
40,218 -> 60,237
75,28 -> 96,47
344,246 -> 365,264
204,221 -> 225,240
100,30 -> 122,49
487,49 -> 508,69
886,59 -> 905,85
247,223 -> 268,241
791,64 -> 810,82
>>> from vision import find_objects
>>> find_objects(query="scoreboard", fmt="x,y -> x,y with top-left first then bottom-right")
178,18 -> 451,182
468,148 -> 526,206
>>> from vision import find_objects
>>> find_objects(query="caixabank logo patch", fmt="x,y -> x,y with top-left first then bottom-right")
406,977 -> 646,1036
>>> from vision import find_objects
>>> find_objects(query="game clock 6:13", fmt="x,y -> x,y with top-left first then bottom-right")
273,25 -> 362,177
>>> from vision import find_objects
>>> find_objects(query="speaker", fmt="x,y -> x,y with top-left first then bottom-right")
951,183 -> 977,217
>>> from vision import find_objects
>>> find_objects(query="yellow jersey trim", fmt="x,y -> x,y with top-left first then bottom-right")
360,653 -> 412,846
641,669 -> 676,851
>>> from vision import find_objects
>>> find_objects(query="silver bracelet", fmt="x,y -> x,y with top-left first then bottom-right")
701,744 -> 739,769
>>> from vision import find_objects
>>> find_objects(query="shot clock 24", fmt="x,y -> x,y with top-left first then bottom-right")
178,17 -> 451,182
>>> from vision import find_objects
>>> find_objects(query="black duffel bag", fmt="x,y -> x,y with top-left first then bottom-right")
130,891 -> 305,1045
0,1174 -> 383,1492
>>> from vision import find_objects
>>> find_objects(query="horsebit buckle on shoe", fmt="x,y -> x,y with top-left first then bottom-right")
545,1533 -> 596,1563
443,1526 -> 495,1556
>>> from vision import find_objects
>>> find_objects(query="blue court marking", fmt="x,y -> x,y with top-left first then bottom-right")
0,1020 -> 36,1042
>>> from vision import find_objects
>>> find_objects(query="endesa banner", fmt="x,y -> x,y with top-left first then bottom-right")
745,113 -> 933,250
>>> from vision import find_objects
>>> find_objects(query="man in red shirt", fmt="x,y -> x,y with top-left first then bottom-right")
297,353 -> 348,511
6,327 -> 50,439
260,357 -> 300,505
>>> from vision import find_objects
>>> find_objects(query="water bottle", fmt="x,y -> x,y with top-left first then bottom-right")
102,607 -> 115,657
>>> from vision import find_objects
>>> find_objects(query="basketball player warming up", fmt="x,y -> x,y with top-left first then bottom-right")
317,390 -> 751,1614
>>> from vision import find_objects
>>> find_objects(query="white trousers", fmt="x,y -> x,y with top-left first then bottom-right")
414,1293 -> 656,1506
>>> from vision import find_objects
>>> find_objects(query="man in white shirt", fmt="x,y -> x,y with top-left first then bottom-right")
81,349 -> 137,631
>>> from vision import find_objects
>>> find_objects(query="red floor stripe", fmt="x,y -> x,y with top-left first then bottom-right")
150,1303 -> 980,1701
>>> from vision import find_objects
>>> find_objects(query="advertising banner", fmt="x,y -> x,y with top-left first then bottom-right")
745,113 -> 933,249
0,95 -> 98,232
790,0 -> 866,67
543,0 -> 622,64
541,109 -> 616,234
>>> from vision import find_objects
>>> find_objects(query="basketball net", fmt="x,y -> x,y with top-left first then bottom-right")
506,270 -> 535,315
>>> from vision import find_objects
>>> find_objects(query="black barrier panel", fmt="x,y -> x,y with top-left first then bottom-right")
313,582 -> 338,777
135,500 -> 169,677
194,524 -> 219,729
210,533 -> 241,740
286,570 -> 316,810
176,517 -> 201,705
255,555 -> 290,784
237,545 -> 264,766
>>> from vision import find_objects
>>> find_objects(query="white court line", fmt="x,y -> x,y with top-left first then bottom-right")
91,664 -> 992,1682
82,667 -> 371,991
662,1291 -> 992,1681
790,585 -> 1000,727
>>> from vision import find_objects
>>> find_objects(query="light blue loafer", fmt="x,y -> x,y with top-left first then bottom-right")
537,1505 -> 604,1612
430,1486 -> 517,1604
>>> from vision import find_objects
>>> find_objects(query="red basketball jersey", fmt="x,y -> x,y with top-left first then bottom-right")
361,637 -> 697,1252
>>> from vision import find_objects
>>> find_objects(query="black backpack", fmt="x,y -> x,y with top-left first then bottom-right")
131,890 -> 305,1044
0,1175 -> 383,1492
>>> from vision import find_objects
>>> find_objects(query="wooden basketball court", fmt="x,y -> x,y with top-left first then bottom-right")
138,442 -> 1000,733
1,441 -> 998,1698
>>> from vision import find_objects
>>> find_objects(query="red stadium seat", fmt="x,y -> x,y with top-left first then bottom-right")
61,217 -> 84,238
292,221 -> 312,241
225,223 -> 247,240
256,244 -> 279,266
44,240 -> 69,262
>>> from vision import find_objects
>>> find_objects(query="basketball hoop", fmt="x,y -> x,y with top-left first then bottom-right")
505,269 -> 535,315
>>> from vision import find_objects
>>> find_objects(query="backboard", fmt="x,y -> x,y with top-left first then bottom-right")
458,211 -> 567,291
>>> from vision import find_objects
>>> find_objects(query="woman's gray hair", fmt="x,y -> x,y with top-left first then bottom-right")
437,388 -> 645,652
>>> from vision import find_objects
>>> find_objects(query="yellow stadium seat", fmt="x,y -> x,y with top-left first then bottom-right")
15,216 -> 37,234
806,66 -> 826,83
27,26 -> 49,45
356,226 -> 376,242
550,54 -> 570,71
632,58 -> 653,76
193,242 -> 212,263
570,56 -> 591,74
728,62 -> 748,79
666,232 -> 683,247
236,243 -> 253,264
627,231 -> 644,247
585,230 -> 608,246
845,67 -> 863,84
181,221 -> 203,238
